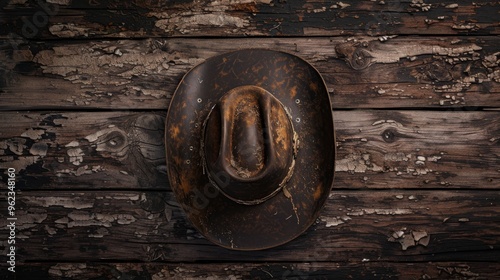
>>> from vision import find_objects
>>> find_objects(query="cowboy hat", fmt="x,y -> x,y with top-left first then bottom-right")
165,49 -> 335,250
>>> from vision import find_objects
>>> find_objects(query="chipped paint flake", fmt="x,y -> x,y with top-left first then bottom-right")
154,13 -> 249,34
418,235 -> 430,246
349,41 -> 482,68
29,142 -> 48,157
49,24 -> 90,37
65,141 -> 79,147
29,196 -> 94,209
150,0 -> 273,35
67,148 -> 84,165
427,156 -> 441,162
337,2 -> 350,9
452,23 -> 479,31
369,208 -> 413,215
67,211 -> 137,228
32,44 -> 174,105
116,214 -> 137,224
321,216 -> 345,227
335,153 -> 383,173
385,152 -> 411,162
348,208 -> 413,216
21,128 -> 45,140
412,230 -> 427,241
6,138 -> 26,155
389,229 -> 430,250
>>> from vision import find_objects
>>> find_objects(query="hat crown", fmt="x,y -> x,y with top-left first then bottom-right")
202,85 -> 296,205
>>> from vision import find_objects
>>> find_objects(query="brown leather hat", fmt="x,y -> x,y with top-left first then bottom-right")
165,49 -> 335,250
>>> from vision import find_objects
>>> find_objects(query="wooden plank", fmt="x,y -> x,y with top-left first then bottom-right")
0,190 -> 498,262
0,111 -> 500,189
1,37 -> 499,110
1,110 -> 498,190
6,262 -> 500,279
1,0 -> 499,39
335,110 -> 500,189
0,112 -> 168,190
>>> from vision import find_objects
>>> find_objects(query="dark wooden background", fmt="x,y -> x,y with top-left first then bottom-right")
1,0 -> 499,279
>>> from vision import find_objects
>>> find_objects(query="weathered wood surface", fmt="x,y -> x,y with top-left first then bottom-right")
1,36 -> 500,110
10,262 -> 500,279
0,190 -> 498,262
1,0 -> 499,278
0,112 -> 168,190
1,0 -> 499,39
1,110 -> 498,190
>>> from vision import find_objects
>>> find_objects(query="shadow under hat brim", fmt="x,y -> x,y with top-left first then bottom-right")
165,49 -> 335,250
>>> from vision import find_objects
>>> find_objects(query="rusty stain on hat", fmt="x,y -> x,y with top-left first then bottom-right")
165,49 -> 335,250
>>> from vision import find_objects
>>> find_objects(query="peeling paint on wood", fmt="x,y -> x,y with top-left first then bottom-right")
10,262 -> 497,279
1,37 -> 499,109
0,190 -> 497,263
27,196 -> 94,209
1,1 -> 498,39
0,0 -> 498,276
0,112 -> 168,189
388,228 -> 430,250
1,110 -> 498,190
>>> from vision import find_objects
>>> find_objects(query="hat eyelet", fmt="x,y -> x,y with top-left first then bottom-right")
189,146 -> 194,151
185,160 -> 191,165
197,98 -> 203,103
295,99 -> 300,104
295,117 -> 301,123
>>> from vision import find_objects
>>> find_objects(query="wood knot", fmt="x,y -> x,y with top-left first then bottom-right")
335,43 -> 373,70
103,130 -> 127,151
350,48 -> 372,70
382,128 -> 397,143
88,128 -> 129,160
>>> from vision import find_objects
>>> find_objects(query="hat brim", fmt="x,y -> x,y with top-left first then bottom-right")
165,49 -> 335,250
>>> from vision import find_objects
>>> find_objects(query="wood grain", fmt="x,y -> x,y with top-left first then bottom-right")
7,262 -> 500,279
1,110 -> 498,190
0,1 -> 499,277
1,37 -> 499,110
0,190 -> 498,262
1,0 -> 499,39
0,112 -> 168,190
